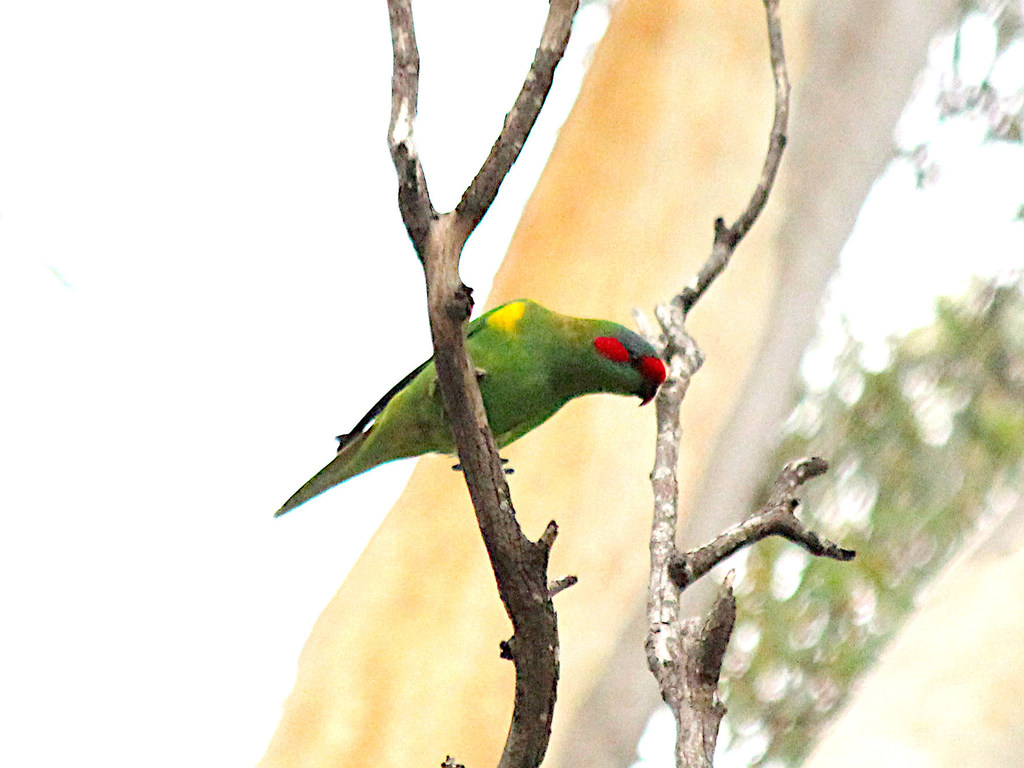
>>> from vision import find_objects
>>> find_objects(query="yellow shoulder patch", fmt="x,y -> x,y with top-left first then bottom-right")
487,301 -> 526,333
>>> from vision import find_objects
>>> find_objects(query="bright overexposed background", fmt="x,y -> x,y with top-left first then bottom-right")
0,3 -> 610,766
1,3 -> 1021,768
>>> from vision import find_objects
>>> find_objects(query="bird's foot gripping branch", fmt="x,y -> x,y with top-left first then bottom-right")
277,299 -> 666,516
384,3 -> 583,768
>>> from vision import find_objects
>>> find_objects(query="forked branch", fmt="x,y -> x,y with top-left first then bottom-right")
668,458 -> 855,591
642,2 -> 854,767
384,3 -> 580,768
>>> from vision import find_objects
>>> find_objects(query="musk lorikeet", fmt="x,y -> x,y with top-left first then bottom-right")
275,299 -> 667,516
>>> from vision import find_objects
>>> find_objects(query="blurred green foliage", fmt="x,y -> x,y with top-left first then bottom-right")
718,278 -> 1024,766
714,4 -> 1024,759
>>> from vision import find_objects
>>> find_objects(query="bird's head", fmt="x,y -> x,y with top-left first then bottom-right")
591,329 -> 667,405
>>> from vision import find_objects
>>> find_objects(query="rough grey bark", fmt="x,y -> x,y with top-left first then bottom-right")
635,3 -> 827,760
385,2 -> 581,767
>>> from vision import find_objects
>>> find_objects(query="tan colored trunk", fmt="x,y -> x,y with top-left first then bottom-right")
260,0 -> 804,765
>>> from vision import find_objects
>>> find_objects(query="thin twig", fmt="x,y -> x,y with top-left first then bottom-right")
384,3 -> 581,768
548,575 -> 579,598
679,0 -> 790,315
668,458 -> 855,590
457,1 -> 579,235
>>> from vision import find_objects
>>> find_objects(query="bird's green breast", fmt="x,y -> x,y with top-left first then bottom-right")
364,300 -> 573,459
363,299 -> 639,463
472,313 -> 568,446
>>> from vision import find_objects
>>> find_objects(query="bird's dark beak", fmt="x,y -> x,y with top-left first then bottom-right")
638,381 -> 660,406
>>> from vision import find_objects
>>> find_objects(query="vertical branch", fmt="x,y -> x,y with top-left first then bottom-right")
642,1 -> 799,766
387,0 -> 433,253
646,329 -> 704,655
384,3 -> 580,767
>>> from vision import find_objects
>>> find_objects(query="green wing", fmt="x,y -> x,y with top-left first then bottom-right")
333,309 -> 497,451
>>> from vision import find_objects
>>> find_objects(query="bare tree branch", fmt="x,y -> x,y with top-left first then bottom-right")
668,458 -> 855,590
647,456 -> 850,768
648,460 -> 851,766
679,0 -> 791,314
644,0 -> 792,666
645,0 -> 793,611
457,2 -> 579,234
386,0 -> 433,254
384,2 -> 581,767
647,575 -> 737,767
640,2 -> 853,767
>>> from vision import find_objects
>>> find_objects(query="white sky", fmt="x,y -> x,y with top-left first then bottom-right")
1,4 -> 1021,768
0,3 -> 607,767
802,17 -> 1024,389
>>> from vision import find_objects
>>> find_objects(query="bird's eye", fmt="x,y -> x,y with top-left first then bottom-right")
594,336 -> 630,363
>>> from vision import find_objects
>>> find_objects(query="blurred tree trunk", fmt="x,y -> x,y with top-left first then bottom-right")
257,0 -> 956,766
550,1 -> 956,766
803,510 -> 1024,768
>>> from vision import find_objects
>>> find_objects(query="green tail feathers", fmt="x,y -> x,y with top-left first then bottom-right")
274,430 -> 374,517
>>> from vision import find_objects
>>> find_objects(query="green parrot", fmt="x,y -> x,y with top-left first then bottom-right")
275,298 -> 667,516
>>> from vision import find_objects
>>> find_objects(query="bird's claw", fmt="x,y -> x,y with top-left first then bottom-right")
451,457 -> 514,475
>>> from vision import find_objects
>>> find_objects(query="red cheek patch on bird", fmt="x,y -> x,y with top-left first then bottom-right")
640,356 -> 667,384
594,336 -> 630,363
